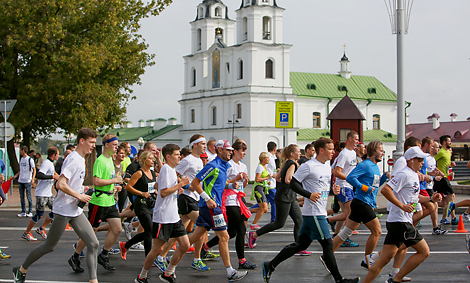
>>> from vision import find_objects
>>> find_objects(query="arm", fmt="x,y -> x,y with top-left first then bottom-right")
381,184 -> 414,213
254,172 -> 271,182
289,177 -> 322,202
93,174 -> 122,187
37,171 -> 59,181
333,166 -> 347,180
125,171 -> 149,197
154,150 -> 163,173
31,167 -> 36,184
346,164 -> 374,194
284,164 -> 296,184
191,177 -> 217,209
56,175 -> 91,203
160,176 -> 189,198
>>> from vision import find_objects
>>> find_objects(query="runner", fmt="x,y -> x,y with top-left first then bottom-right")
118,142 -> 132,212
72,134 -> 123,272
135,144 -> 190,283
262,137 -> 359,283
205,140 -> 217,162
249,152 -> 272,230
22,147 -> 60,241
266,142 -> 278,222
13,128 -> 99,283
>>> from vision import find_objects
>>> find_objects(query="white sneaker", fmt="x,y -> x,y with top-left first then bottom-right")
17,212 -> 26,217
122,222 -> 133,241
389,274 -> 411,282
22,232 -> 38,241
26,212 -> 33,217
130,243 -> 144,250
463,213 -> 470,222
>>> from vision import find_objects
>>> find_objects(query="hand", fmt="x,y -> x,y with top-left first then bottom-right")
309,192 -> 321,202
206,199 -> 217,209
77,193 -> 92,204
267,174 -> 272,179
332,185 -> 340,195
424,175 -> 432,183
267,181 -> 271,186
242,172 -> 249,180
155,149 -> 160,159
53,174 -> 60,181
449,172 -> 455,179
232,182 -> 239,190
451,161 -> 456,167
431,192 -> 442,203
114,185 -> 122,193
141,192 -> 150,198
401,203 -> 415,213
236,172 -> 244,181
435,175 -> 442,181
417,172 -> 424,182
114,175 -> 123,184
0,174 -> 4,182
178,188 -> 184,195
180,176 -> 189,186
385,172 -> 391,178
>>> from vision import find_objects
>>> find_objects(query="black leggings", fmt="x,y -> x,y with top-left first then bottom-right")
207,206 -> 246,260
124,211 -> 152,256
270,234 -> 343,282
256,200 -> 302,241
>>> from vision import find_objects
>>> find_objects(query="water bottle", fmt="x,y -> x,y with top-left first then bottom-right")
77,188 -> 94,208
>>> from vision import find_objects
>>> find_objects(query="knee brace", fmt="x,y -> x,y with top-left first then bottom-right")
32,211 -> 44,223
338,226 -> 354,241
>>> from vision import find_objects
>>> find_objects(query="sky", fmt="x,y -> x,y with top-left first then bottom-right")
125,0 -> 470,126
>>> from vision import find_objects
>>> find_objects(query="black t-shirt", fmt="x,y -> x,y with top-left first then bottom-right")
298,156 -> 309,165
274,159 -> 298,203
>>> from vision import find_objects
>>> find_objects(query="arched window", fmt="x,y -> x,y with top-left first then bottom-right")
191,68 -> 196,87
237,103 -> 242,119
373,114 -> 380,129
263,16 -> 271,39
238,59 -> 243,80
212,107 -> 217,125
196,28 -> 201,51
265,59 -> 273,79
191,109 -> 195,123
214,7 -> 221,17
243,17 -> 248,41
199,7 -> 204,19
313,112 -> 321,128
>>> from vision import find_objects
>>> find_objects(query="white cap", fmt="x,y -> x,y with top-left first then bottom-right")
215,140 -> 234,150
404,146 -> 427,161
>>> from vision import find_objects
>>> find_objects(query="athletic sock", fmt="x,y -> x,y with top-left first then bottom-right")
158,255 -> 164,261
239,258 -> 246,264
202,243 -> 209,252
101,249 -> 109,259
371,252 -> 380,261
139,267 -> 149,279
166,264 -> 176,276
193,258 -> 201,263
72,252 -> 80,261
390,267 -> 400,276
226,266 -> 236,277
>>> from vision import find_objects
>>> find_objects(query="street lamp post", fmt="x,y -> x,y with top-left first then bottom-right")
227,114 -> 239,143
137,137 -> 144,149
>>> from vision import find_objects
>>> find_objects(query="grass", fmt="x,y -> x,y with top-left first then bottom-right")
457,180 -> 470,185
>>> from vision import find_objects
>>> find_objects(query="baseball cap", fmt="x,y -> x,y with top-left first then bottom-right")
404,146 -> 427,161
200,152 -> 208,158
215,139 -> 234,150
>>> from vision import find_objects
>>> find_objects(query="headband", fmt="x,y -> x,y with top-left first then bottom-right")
190,137 -> 206,147
103,136 -> 118,145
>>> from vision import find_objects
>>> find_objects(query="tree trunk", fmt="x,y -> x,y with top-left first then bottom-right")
7,139 -> 19,174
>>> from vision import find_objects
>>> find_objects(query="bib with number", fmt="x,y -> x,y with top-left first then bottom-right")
148,182 -> 156,194
212,213 -> 226,228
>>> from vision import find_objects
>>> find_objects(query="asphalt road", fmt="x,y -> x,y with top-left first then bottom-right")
1,209 -> 469,283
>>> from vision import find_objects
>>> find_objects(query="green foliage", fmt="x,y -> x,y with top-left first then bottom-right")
0,0 -> 172,144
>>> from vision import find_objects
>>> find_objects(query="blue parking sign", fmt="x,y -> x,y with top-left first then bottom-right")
280,113 -> 289,126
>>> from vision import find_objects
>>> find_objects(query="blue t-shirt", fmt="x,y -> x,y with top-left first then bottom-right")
196,156 -> 231,208
346,158 -> 386,208
0,159 -> 5,175
419,157 -> 428,191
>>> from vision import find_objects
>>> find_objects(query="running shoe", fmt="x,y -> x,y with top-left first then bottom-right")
248,231 -> 256,249
109,246 -> 120,255
22,232 -> 37,242
17,212 -> 26,217
338,278 -> 360,283
294,250 -> 312,256
416,220 -> 422,228
463,213 -> 470,222
360,254 -> 374,270
432,227 -> 448,235
319,255 -> 331,273
123,222 -> 133,240
465,234 -> 470,253
244,238 -> 257,248
186,245 -> 195,253
447,202 -> 456,217
160,272 -> 176,283
440,218 -> 451,225
262,261 -> 274,283
119,241 -> 128,260
0,251 -> 11,260
73,242 -> 85,258
130,242 -> 145,250
26,212 -> 33,217
68,256 -> 84,273
250,224 -> 260,230
386,278 -> 398,283
191,259 -> 210,271
340,238 -> 359,247
352,230 -> 359,235
201,250 -> 220,261
227,270 -> 248,282
97,254 -> 115,271
451,217 -> 459,225
12,266 -> 26,283
135,275 -> 148,283
389,274 -> 411,282
239,260 -> 257,269
153,257 -> 167,272
35,227 -> 47,240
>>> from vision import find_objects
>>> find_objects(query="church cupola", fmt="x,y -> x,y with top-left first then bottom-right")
236,0 -> 284,44
338,51 -> 351,79
190,0 -> 235,54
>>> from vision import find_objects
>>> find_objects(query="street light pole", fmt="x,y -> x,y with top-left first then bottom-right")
394,0 -> 406,161
228,114 -> 238,143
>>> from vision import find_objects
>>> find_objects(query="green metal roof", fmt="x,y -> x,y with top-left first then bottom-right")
105,125 -> 182,142
297,128 -> 396,143
290,72 -> 397,102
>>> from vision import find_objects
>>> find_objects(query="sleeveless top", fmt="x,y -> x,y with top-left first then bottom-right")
274,159 -> 298,203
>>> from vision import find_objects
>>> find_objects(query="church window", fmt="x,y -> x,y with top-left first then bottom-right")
265,59 -> 273,79
212,107 -> 217,125
215,7 -> 221,17
373,114 -> 380,129
263,17 -> 271,40
237,104 -> 242,119
191,68 -> 196,87
312,112 -> 321,128
199,7 -> 204,19
197,28 -> 201,51
212,49 -> 220,88
191,109 -> 195,123
243,17 -> 248,41
238,59 -> 243,80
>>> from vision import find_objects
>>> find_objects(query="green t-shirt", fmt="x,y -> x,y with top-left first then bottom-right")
121,156 -> 131,174
90,154 -> 115,207
434,147 -> 451,177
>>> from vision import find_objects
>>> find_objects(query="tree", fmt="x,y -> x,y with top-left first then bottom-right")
0,0 -> 172,173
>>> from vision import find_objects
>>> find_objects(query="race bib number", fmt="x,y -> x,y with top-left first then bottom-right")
321,190 -> 329,201
148,182 -> 156,194
372,175 -> 380,188
111,170 -> 115,179
212,213 -> 226,228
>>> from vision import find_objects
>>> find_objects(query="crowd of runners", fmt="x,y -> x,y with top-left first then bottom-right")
2,127 -> 470,282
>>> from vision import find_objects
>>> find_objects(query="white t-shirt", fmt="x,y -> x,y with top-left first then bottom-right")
391,156 -> 406,177
225,159 -> 248,207
175,154 -> 203,201
35,158 -> 55,197
52,151 -> 86,217
292,158 -> 331,216
267,152 -> 277,189
426,155 -> 436,190
386,166 -> 420,224
333,148 -> 357,188
205,150 -> 217,162
18,156 -> 35,183
153,164 -> 179,224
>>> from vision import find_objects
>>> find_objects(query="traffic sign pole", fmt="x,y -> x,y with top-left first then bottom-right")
0,100 -> 17,185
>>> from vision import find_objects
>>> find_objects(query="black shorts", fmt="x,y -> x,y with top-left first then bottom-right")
178,194 -> 199,215
87,203 -> 120,228
253,185 -> 267,204
426,189 -> 434,197
433,178 -> 454,195
348,198 -> 377,224
152,220 -> 187,242
384,222 -> 423,248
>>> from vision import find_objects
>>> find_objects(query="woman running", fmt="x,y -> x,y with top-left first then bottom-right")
249,152 -> 271,230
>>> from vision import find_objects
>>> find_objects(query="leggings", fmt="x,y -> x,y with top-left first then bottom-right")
256,200 -> 302,242
270,234 -> 343,282
124,211 -> 153,256
22,213 -> 99,280
206,206 -> 246,260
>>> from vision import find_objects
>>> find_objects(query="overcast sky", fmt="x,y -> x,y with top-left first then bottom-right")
125,0 -> 470,126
